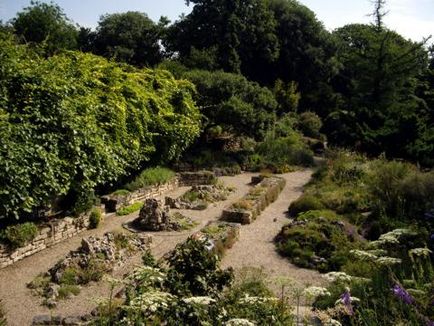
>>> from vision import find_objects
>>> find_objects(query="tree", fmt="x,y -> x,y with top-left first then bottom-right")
327,22 -> 428,159
93,12 -> 165,66
183,69 -> 277,140
166,0 -> 279,78
267,0 -> 338,114
11,1 -> 78,54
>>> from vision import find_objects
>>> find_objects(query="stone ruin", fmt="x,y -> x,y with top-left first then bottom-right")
165,184 -> 233,210
135,198 -> 182,231
29,232 -> 152,308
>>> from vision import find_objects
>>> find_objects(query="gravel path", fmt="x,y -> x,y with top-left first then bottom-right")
0,171 -> 319,325
221,170 -> 325,291
0,173 -> 254,325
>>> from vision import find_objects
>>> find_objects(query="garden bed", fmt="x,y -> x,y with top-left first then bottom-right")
221,176 -> 286,224
199,221 -> 241,257
27,232 -> 151,307
165,182 -> 235,210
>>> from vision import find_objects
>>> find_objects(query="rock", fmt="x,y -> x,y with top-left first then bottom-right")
45,298 -> 58,309
136,199 -> 178,231
63,316 -> 82,325
33,315 -> 53,325
46,283 -> 60,299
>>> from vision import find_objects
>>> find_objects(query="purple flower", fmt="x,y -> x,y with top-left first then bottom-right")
340,289 -> 354,315
392,284 -> 414,305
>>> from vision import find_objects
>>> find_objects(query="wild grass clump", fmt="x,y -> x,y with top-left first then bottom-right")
125,167 -> 175,192
116,202 -> 144,216
0,222 -> 38,248
288,195 -> 324,217
89,207 -> 102,229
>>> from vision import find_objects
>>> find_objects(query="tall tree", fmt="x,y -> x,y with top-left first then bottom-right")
327,19 -> 428,159
93,12 -> 165,67
11,1 -> 78,54
166,0 -> 279,78
267,0 -> 338,114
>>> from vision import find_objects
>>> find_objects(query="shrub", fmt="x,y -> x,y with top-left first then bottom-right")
297,112 -> 323,138
276,210 -> 362,272
116,202 -> 144,216
288,195 -> 324,217
125,167 -> 175,192
1,222 -> 38,248
89,208 -> 102,229
111,189 -> 130,196
166,238 -> 233,296
57,284 -> 80,299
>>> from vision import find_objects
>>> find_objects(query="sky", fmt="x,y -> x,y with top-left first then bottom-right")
0,0 -> 433,42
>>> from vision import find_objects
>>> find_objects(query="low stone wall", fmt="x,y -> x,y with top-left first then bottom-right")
221,176 -> 286,224
32,314 -> 92,325
0,214 -> 91,269
0,179 -> 179,269
178,171 -> 217,186
101,177 -> 180,212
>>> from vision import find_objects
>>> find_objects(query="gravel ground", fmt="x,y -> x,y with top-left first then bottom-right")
0,171 -> 320,325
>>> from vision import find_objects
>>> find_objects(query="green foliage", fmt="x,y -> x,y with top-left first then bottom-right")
255,131 -> 314,170
367,159 -> 434,221
89,208 -> 102,229
288,195 -> 325,217
111,189 -> 130,196
297,112 -> 323,138
124,167 -> 175,192
165,238 -> 233,296
11,0 -> 78,54
58,284 -> 80,299
93,12 -> 164,66
0,39 -> 199,219
0,222 -> 38,248
167,0 -> 279,79
315,228 -> 433,326
276,210 -> 362,272
116,202 -> 144,216
273,79 -> 301,114
184,69 -> 277,140
327,23 -> 429,160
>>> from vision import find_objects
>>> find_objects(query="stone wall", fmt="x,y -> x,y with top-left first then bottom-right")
0,178 -> 180,269
101,177 -> 180,212
178,171 -> 217,186
221,176 -> 286,224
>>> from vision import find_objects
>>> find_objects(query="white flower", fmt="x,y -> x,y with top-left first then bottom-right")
374,256 -> 402,266
303,286 -> 331,299
182,296 -> 216,305
126,290 -> 174,313
323,272 -> 352,283
350,249 -> 377,261
225,318 -> 256,326
409,247 -> 432,258
238,294 -> 278,304
371,229 -> 416,247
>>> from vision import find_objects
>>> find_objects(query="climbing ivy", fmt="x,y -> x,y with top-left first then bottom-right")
0,34 -> 200,219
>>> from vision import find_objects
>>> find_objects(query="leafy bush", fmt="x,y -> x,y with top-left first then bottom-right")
288,195 -> 324,217
89,208 -> 102,229
276,210 -> 362,272
165,238 -> 234,296
0,222 -> 38,248
116,202 -> 144,216
297,112 -> 323,138
0,37 -> 200,220
125,167 -> 175,192
255,131 -> 314,171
